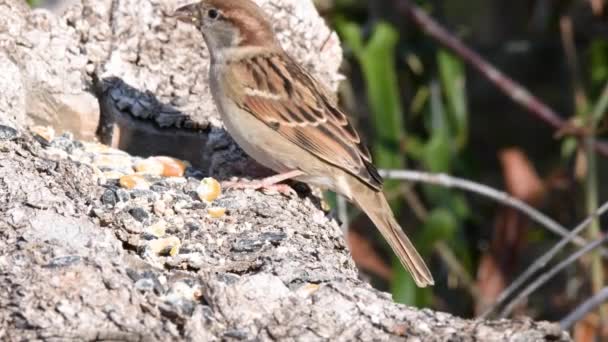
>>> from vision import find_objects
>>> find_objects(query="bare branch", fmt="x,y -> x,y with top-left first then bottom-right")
560,286 -> 608,329
482,201 -> 608,318
435,240 -> 480,297
498,233 -> 608,318
395,0 -> 608,157
378,169 -> 606,254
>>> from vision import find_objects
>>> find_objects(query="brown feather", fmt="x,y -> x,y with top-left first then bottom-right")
184,0 -> 433,287
350,180 -> 434,287
204,0 -> 277,47
226,52 -> 383,190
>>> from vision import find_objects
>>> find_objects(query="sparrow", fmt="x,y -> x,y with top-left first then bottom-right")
173,0 -> 434,287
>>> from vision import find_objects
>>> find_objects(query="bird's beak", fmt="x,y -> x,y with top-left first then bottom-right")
173,3 -> 199,24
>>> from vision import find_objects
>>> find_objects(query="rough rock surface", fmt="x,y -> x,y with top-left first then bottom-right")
0,130 -> 570,341
0,1 -> 27,129
0,53 -> 25,129
0,0 -> 99,140
87,0 -> 342,170
0,0 -> 571,340
81,0 -> 342,127
2,0 -> 342,168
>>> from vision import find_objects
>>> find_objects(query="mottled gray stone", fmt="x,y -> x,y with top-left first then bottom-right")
0,130 -> 570,341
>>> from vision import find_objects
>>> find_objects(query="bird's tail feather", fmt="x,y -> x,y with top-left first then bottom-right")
353,185 -> 434,287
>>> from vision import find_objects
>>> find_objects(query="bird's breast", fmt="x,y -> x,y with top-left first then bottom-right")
208,65 -> 350,197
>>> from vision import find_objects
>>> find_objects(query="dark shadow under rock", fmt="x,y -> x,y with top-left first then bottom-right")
95,76 -> 276,181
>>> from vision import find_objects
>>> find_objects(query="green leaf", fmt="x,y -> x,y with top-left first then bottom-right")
590,40 -> 608,86
423,135 -> 451,173
418,208 -> 458,250
438,50 -> 469,150
404,135 -> 425,161
337,20 -> 365,57
422,81 -> 451,173
450,193 -> 471,220
338,21 -> 406,172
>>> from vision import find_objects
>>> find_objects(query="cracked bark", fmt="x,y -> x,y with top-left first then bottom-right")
0,0 -> 570,340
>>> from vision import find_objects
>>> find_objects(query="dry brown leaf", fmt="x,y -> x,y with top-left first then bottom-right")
346,229 -> 393,281
499,148 -> 545,205
475,254 -> 506,314
476,148 -> 544,315
590,0 -> 605,16
574,312 -> 599,342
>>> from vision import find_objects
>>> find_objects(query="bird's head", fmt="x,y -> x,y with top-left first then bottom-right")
174,0 -> 279,58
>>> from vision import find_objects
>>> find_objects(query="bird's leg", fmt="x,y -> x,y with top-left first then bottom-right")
222,170 -> 305,195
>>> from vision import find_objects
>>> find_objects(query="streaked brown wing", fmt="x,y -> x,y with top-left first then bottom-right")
226,52 -> 382,190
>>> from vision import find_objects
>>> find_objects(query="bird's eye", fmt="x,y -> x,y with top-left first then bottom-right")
207,8 -> 220,20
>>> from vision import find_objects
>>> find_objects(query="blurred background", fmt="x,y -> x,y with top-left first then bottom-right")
322,0 -> 607,338
29,0 -> 608,339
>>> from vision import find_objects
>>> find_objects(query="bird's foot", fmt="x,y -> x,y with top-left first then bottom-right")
222,170 -> 304,196
222,180 -> 297,196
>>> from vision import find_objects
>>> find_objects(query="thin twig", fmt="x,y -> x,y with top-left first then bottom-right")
394,0 -> 608,157
398,183 -> 429,219
561,13 -> 604,325
499,233 -> 608,318
378,169 -> 607,255
481,201 -> 608,318
435,240 -> 479,297
560,16 -> 589,113
560,286 -> 608,329
583,83 -> 606,327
